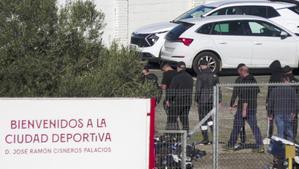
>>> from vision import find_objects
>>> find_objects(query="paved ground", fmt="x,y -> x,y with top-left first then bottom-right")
152,69 -> 299,169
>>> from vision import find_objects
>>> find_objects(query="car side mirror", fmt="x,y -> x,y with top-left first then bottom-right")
280,31 -> 288,39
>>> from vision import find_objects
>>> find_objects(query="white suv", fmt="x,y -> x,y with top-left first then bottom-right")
161,15 -> 299,73
130,0 -> 299,62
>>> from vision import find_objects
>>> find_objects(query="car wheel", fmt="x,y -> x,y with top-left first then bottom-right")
193,52 -> 220,73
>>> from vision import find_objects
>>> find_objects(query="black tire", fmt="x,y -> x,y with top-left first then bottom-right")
192,52 -> 221,73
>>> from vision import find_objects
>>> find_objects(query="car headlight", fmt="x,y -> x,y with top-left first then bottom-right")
146,34 -> 159,46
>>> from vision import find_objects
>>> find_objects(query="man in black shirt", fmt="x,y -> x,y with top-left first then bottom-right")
166,62 -> 193,131
225,64 -> 263,152
161,62 -> 177,129
161,62 -> 177,90
229,64 -> 247,148
195,59 -> 221,145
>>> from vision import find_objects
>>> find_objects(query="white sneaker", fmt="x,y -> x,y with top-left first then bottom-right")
263,138 -> 271,145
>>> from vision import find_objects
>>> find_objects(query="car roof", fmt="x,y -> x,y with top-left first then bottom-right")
180,15 -> 271,25
205,0 -> 296,9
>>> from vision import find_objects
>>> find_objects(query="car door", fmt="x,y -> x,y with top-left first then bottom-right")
247,20 -> 298,67
209,20 -> 252,67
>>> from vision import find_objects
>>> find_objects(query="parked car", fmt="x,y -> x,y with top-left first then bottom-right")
161,15 -> 299,73
204,0 -> 299,34
130,0 -> 299,63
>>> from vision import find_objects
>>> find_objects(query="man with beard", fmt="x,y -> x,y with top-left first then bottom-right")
224,64 -> 263,152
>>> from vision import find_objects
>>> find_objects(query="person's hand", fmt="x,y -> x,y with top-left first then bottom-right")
242,109 -> 247,118
165,101 -> 170,108
291,113 -> 296,120
229,104 -> 237,113
229,107 -> 236,114
268,115 -> 273,121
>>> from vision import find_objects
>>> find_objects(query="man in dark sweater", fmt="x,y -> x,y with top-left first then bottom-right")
224,64 -> 263,152
283,65 -> 299,141
195,59 -> 221,145
266,60 -> 283,138
268,75 -> 297,141
166,62 -> 193,131
160,62 -> 177,128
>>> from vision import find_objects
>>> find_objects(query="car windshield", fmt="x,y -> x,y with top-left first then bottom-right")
173,5 -> 215,22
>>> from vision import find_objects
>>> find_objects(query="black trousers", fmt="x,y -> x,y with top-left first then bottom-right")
198,103 -> 213,127
166,104 -> 191,131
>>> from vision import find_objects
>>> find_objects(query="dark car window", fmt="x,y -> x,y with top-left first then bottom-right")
289,5 -> 299,14
209,6 -> 279,18
246,20 -> 284,37
174,5 -> 215,22
210,6 -> 245,15
246,6 -> 267,18
197,23 -> 213,34
267,7 -> 280,18
211,21 -> 245,36
166,23 -> 194,41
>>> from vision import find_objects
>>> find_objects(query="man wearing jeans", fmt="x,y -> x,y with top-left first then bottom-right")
268,75 -> 297,142
224,64 -> 263,152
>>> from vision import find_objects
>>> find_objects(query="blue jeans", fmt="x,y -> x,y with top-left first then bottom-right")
228,110 -> 263,147
275,114 -> 294,142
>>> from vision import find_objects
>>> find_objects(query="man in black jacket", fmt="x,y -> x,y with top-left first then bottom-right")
283,65 -> 299,141
195,59 -> 221,145
224,64 -> 263,152
268,75 -> 297,142
229,64 -> 248,148
166,62 -> 193,131
266,60 -> 283,138
161,62 -> 177,117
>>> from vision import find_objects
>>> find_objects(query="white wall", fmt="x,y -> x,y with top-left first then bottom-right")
58,0 -> 210,46
128,0 -> 193,34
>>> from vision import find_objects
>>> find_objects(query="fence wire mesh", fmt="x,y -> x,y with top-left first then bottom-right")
215,83 -> 299,169
155,130 -> 188,169
155,82 -> 299,169
155,89 -> 215,169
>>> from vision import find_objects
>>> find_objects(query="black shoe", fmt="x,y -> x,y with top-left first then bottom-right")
198,139 -> 211,145
223,144 -> 235,151
252,146 -> 265,153
234,142 -> 245,150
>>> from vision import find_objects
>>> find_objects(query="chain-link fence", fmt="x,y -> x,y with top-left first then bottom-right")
214,83 -> 299,169
155,89 -> 216,169
155,130 -> 188,169
155,82 -> 299,169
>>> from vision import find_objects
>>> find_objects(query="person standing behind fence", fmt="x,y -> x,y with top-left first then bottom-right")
266,60 -> 283,139
224,64 -> 263,152
268,75 -> 297,142
229,63 -> 248,148
161,62 -> 177,90
142,65 -> 161,103
165,62 -> 193,132
161,62 -> 177,108
284,66 -> 299,141
161,62 -> 177,129
195,59 -> 221,145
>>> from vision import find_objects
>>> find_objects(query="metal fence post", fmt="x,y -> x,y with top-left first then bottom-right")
181,130 -> 187,169
213,85 -> 219,169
